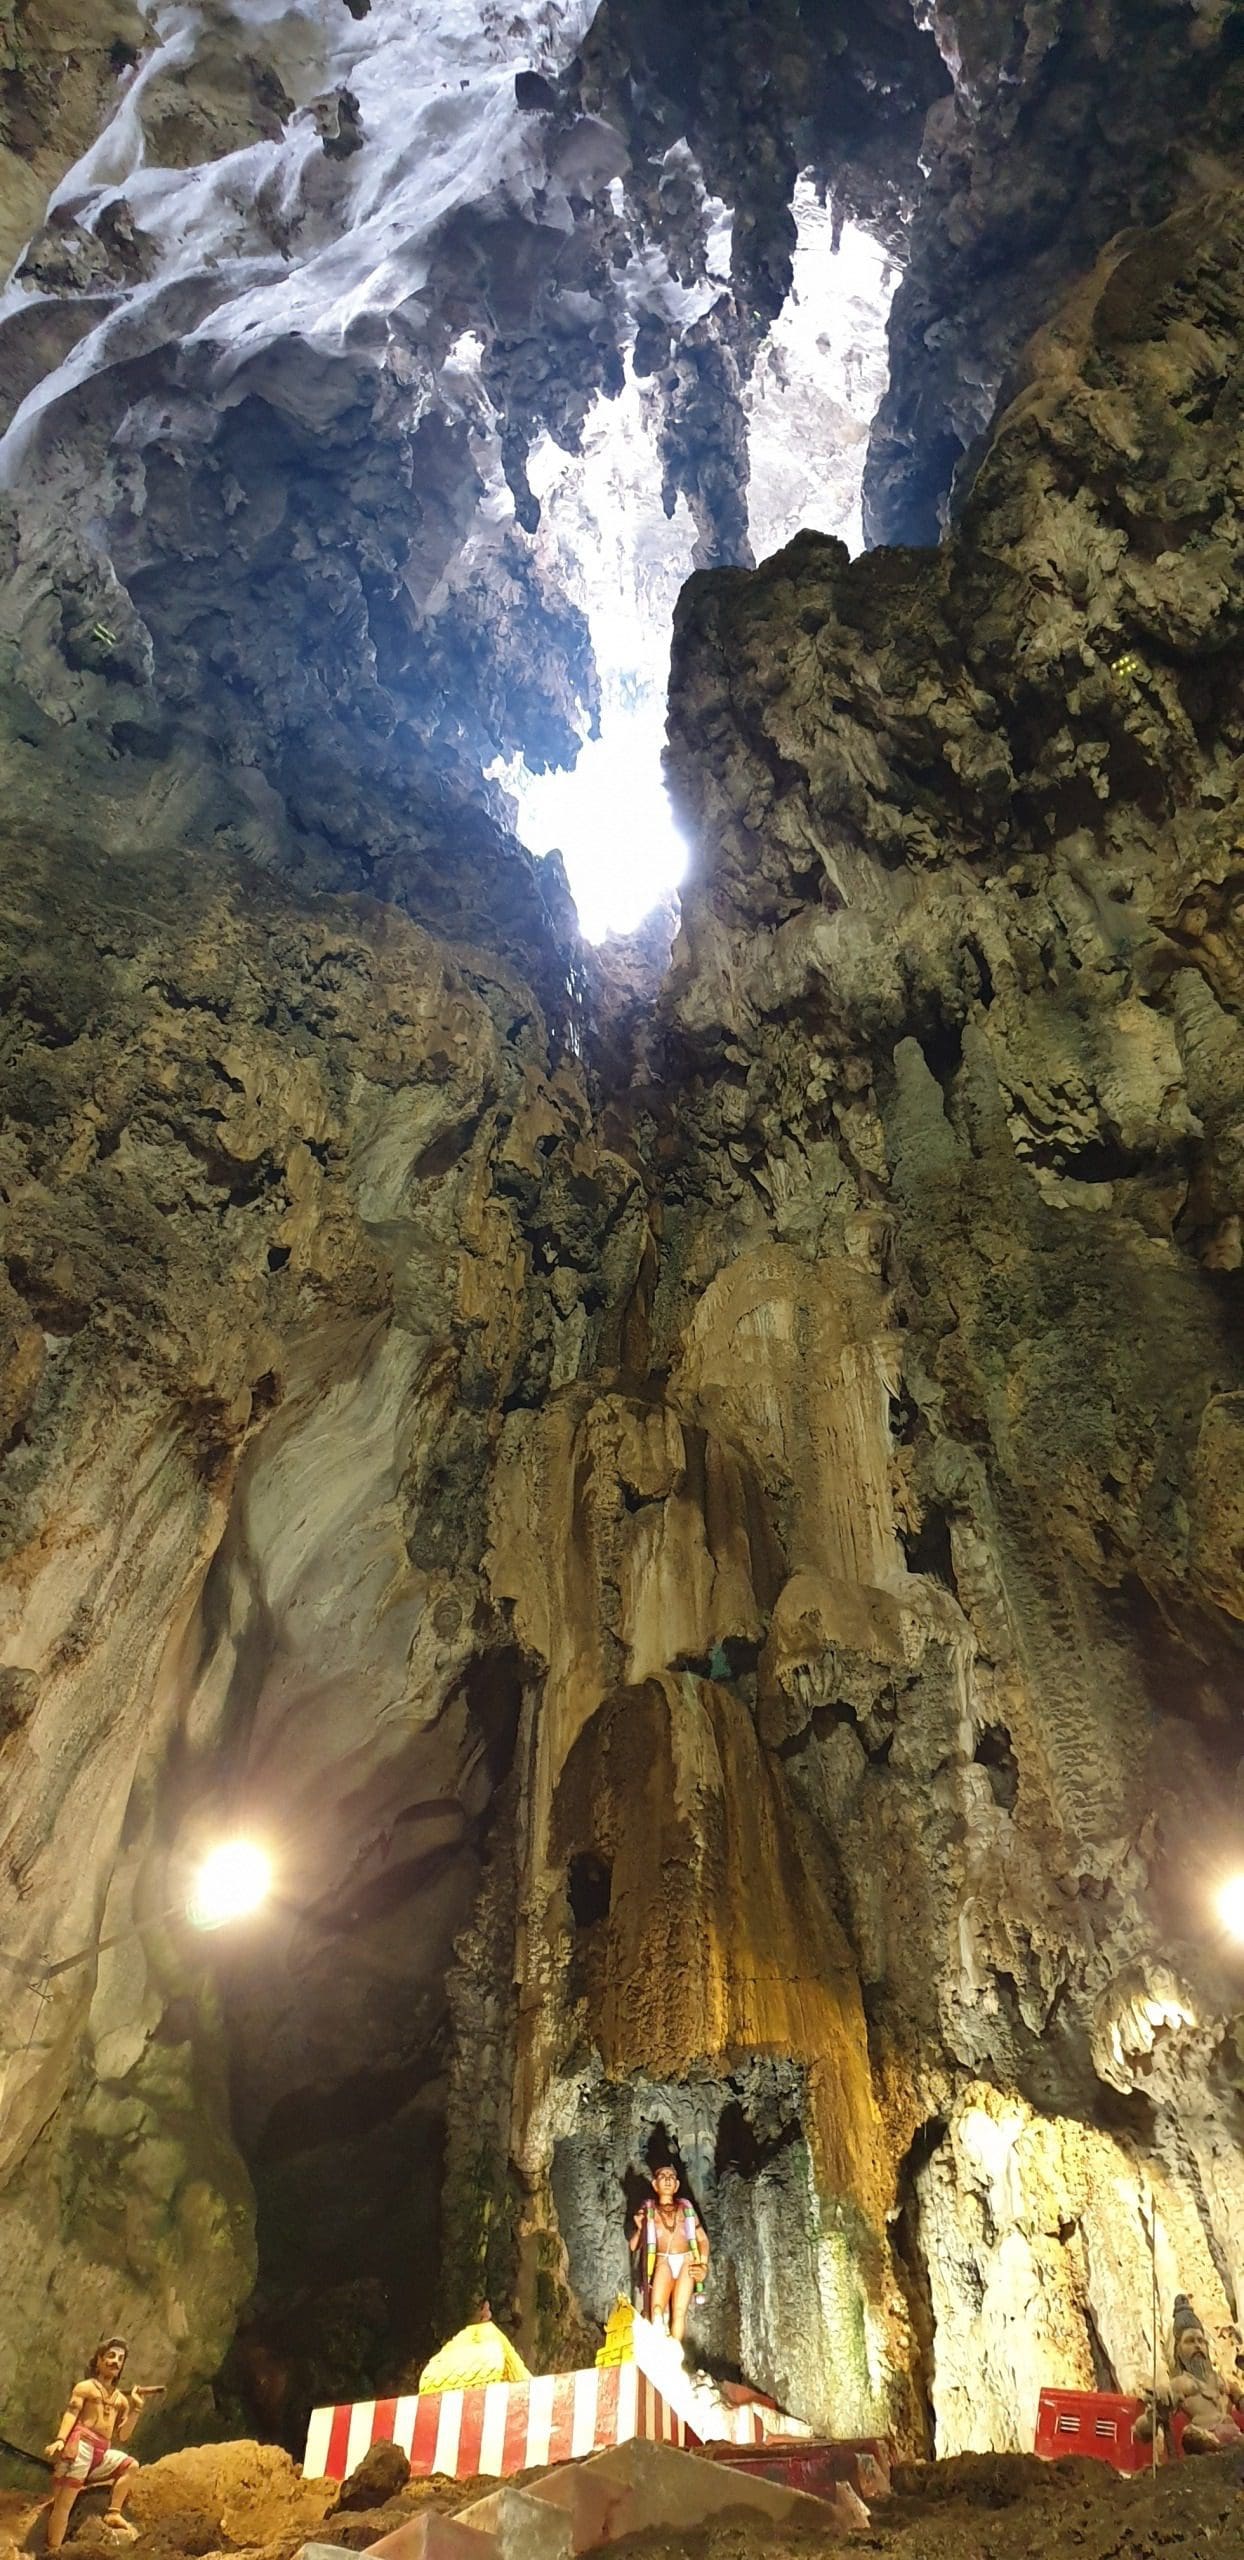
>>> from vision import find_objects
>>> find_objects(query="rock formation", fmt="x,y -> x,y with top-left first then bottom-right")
1,0 -> 1243,2483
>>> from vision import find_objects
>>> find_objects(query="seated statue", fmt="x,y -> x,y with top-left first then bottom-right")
1135,2292 -> 1244,2454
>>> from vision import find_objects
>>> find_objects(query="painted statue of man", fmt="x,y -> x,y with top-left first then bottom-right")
43,2338 -> 162,2549
1166,2294 -> 1244,2452
629,2164 -> 709,2344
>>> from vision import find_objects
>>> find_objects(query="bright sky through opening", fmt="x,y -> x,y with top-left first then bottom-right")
511,702 -> 687,944
506,202 -> 895,944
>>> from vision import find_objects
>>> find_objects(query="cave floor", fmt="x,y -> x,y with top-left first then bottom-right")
598,2449 -> 1244,2558
842,2445 -> 1242,2553
275,2444 -> 1244,2559
335,2449 -> 1244,2560
4,2448 -> 1242,2560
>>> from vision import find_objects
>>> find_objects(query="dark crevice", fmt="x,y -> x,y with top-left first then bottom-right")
254,2054 -> 442,2168
714,2099 -> 802,2182
413,1121 -> 477,1180
567,1849 -> 612,1930
1083,2293 -> 1119,2393
1016,1132 -> 1192,1185
889,2116 -> 946,2459
974,1722 -> 1019,1813
900,1502 -> 958,1592
963,934 -> 996,1008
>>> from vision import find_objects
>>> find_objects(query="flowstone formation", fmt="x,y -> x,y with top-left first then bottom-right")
654,184 -> 1244,2446
2,0 -> 1244,2488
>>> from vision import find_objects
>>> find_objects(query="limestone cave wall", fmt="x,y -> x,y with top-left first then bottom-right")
1,0 -> 1243,2479
0,798 -> 642,2441
652,182 -> 1244,2445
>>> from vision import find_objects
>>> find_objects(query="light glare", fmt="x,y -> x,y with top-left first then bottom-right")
187,1839 -> 272,1932
512,705 -> 688,943
503,369 -> 699,944
1216,1873 -> 1244,1941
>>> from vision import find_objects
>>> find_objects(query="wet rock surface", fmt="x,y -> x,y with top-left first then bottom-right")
0,789 -> 637,2443
865,0 -> 1244,544
650,187 -> 1244,2444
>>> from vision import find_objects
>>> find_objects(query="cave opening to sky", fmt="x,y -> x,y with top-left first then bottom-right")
502,189 -> 896,944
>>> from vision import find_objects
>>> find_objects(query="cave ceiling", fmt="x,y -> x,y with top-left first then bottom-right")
1,0 -> 1244,2480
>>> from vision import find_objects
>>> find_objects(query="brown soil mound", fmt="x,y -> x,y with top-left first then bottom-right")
877,2445 -> 1242,2553
320,2474 -> 521,2549
332,2449 -> 412,2516
608,2448 -> 1243,2559
126,2447 -> 332,2549
117,2512 -> 222,2558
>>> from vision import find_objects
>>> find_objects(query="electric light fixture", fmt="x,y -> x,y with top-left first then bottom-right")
186,1838 -> 273,1932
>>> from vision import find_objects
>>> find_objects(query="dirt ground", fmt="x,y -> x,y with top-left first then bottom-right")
4,2445 -> 1243,2560
869,2445 -> 1242,2554
613,2449 -> 1244,2559
351,2447 -> 1244,2560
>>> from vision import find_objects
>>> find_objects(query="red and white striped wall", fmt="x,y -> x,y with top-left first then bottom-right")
304,2360 -> 695,2484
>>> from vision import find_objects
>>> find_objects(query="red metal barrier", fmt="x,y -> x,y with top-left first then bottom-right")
1034,2389 -> 1151,2474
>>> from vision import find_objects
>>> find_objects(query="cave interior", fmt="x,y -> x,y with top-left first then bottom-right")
1,0 -> 1244,2481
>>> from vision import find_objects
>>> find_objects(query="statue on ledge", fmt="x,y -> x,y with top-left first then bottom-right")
629,2163 -> 710,2345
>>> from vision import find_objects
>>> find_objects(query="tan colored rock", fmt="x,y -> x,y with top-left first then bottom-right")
127,2445 -> 333,2547
1189,1392 -> 1244,1617
0,1 -> 147,279
3,2 -> 1244,2490
0,807 -> 604,2443
0,2490 -> 41,2560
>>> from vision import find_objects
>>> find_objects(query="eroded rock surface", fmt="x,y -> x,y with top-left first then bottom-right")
657,185 -> 1244,2446
0,1 -> 147,276
0,798 -> 635,2442
865,0 -> 1244,543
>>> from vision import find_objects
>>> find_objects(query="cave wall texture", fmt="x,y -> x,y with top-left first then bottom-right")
2,0 -> 1244,2473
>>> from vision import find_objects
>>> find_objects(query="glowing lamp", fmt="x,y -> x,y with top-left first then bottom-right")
1215,1873 -> 1244,1942
187,1839 -> 272,1932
